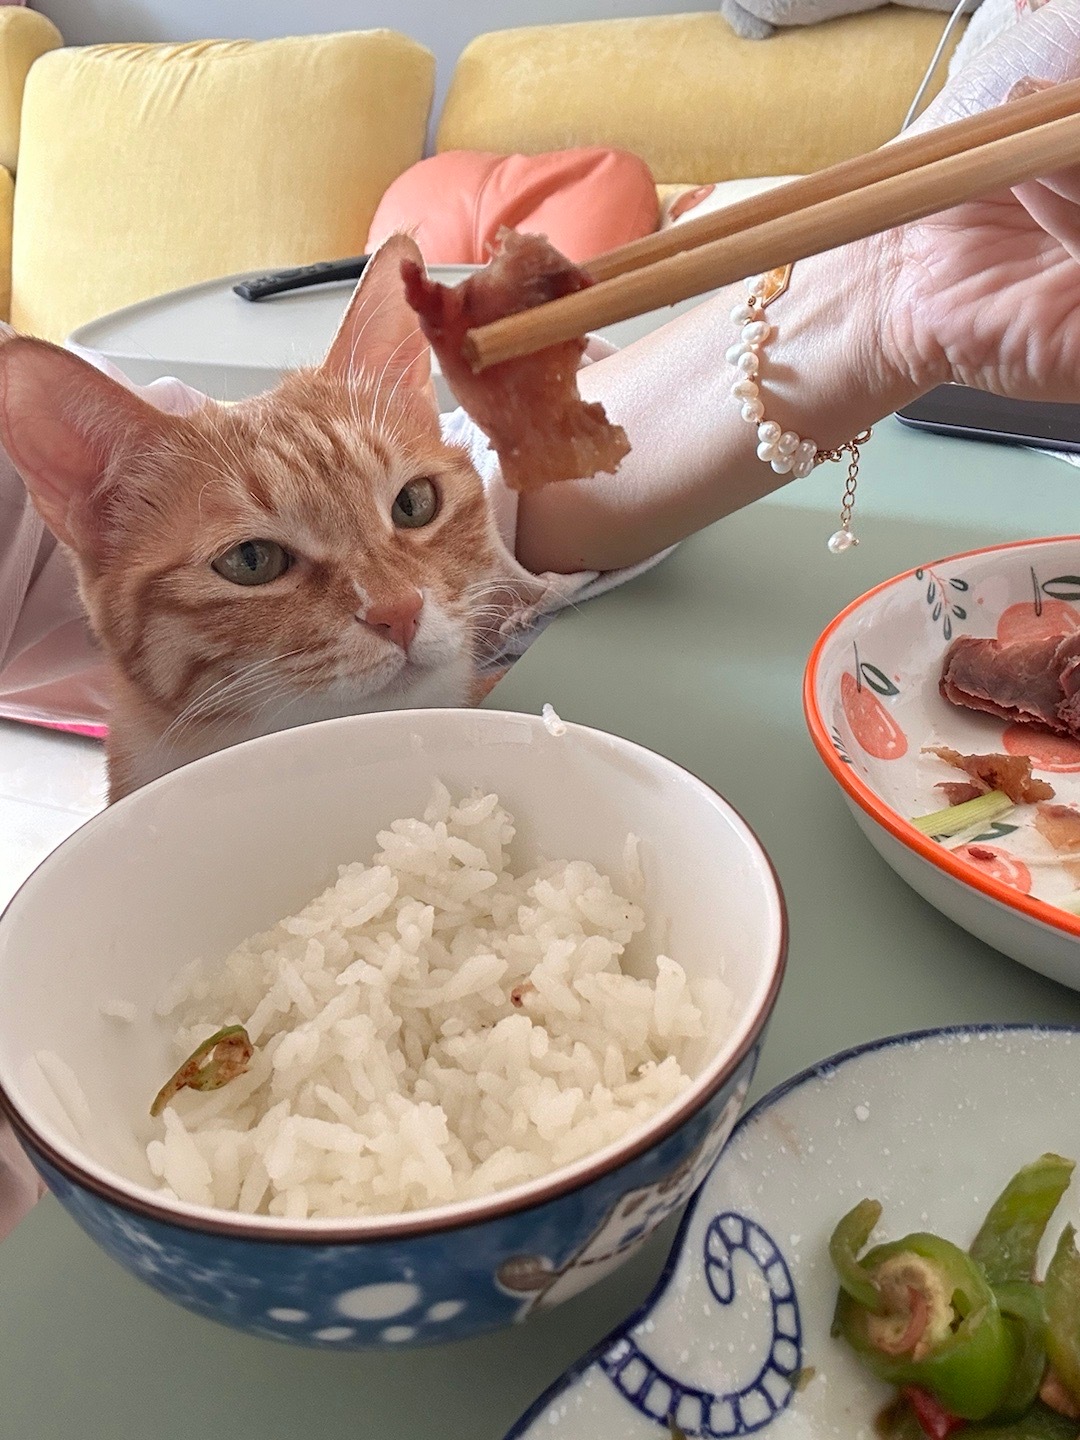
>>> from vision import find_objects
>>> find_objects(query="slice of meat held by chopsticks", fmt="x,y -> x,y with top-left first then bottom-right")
406,84 -> 1080,487
401,231 -> 630,493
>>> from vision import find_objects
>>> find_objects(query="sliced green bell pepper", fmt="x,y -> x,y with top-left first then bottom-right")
830,1211 -> 1019,1421
971,1155 -> 1075,1288
1045,1224 -> 1080,1415
880,1396 -> 1080,1439
962,1401 -> 1080,1438
829,1198 -> 884,1314
995,1281 -> 1051,1422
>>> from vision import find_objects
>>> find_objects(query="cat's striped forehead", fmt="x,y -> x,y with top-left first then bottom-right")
195,378 -> 441,499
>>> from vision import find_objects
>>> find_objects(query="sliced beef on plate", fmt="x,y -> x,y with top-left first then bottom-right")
940,633 -> 1069,731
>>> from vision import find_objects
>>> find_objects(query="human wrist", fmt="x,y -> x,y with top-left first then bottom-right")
514,235 -> 932,577
750,235 -> 924,454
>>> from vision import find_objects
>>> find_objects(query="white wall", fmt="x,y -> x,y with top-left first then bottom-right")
33,1 -> 707,123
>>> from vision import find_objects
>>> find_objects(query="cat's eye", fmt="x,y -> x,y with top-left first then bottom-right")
211,540 -> 291,587
391,477 -> 439,529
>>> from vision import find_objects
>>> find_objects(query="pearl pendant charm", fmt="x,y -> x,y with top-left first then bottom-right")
731,273 -> 866,553
827,527 -> 858,554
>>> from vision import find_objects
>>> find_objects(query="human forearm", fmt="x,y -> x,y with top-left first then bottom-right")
514,235 -> 924,575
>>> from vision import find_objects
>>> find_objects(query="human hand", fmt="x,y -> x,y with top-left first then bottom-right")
881,0 -> 1080,404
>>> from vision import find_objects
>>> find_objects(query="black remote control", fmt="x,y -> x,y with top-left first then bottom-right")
233,255 -> 370,301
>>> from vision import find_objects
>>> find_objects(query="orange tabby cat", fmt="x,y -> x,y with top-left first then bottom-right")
0,236 -> 533,801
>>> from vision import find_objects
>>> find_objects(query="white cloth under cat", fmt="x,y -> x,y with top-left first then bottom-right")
0,337 -> 665,732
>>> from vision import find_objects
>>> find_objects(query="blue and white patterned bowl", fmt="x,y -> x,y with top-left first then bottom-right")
505,1024 -> 1080,1439
0,708 -> 785,1348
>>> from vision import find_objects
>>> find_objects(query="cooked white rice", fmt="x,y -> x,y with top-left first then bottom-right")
148,785 -> 729,1219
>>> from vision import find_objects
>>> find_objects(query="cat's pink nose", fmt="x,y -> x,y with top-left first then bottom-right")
363,589 -> 423,652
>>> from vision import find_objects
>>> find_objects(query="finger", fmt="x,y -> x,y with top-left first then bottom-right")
913,0 -> 1080,130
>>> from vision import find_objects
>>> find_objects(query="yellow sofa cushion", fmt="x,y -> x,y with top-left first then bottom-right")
438,8 -> 965,184
0,8 -> 62,175
0,163 -> 13,320
12,30 -> 435,341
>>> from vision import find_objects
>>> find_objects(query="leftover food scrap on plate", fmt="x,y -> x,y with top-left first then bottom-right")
912,745 -> 1080,917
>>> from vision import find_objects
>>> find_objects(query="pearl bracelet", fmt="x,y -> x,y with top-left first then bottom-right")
728,267 -> 869,553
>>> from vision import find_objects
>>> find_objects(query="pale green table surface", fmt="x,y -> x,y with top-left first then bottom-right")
5,418 -> 1080,1440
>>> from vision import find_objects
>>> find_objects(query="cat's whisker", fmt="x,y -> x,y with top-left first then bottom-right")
463,591 -> 519,615
162,670 -> 299,756
379,328 -> 424,387
463,580 -> 537,610
158,662 -> 253,740
239,408 -> 276,475
244,683 -> 311,738
157,649 -> 305,752
464,593 -> 513,609
350,377 -> 378,438
377,406 -> 407,449
462,577 -> 509,598
184,451 -> 248,522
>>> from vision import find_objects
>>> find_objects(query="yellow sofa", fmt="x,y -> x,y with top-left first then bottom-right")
0,6 -> 62,322
0,6 -> 964,343
438,8 -> 964,185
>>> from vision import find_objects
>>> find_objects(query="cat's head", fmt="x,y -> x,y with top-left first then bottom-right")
0,235 -> 529,799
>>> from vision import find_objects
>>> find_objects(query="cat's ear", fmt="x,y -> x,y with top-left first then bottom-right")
0,337 -> 171,549
321,233 -> 433,401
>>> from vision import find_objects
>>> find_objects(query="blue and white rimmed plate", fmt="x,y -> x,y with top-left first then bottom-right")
504,1025 -> 1080,1440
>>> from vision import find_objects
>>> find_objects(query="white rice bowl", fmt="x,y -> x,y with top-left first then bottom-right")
148,785 -> 730,1221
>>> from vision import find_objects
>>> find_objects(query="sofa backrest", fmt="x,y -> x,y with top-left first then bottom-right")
0,6 -> 60,175
437,8 -> 965,185
11,29 -> 435,340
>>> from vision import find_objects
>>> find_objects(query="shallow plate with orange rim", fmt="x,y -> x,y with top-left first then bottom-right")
804,536 -> 1080,991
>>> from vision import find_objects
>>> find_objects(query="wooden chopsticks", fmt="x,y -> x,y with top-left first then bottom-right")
462,77 -> 1080,374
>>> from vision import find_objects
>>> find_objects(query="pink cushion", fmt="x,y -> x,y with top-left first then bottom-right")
25,717 -> 106,739
366,147 -> 658,265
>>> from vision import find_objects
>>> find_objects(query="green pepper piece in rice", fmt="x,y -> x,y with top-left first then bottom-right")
150,1025 -> 253,1118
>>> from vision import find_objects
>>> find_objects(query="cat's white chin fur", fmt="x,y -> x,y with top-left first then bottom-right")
106,591 -> 486,800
